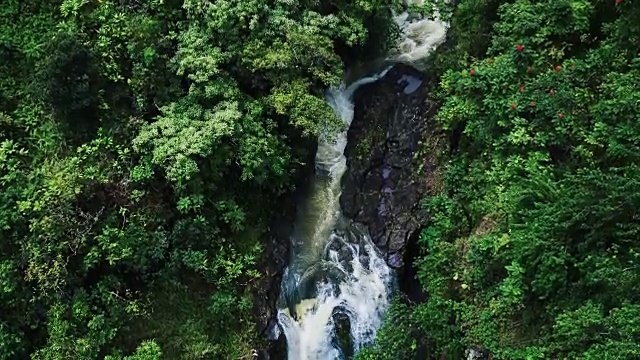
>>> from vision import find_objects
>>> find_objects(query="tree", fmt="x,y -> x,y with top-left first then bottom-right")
363,0 -> 640,359
0,0 -> 403,358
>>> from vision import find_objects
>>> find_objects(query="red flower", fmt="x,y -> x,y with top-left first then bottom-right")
530,101 -> 535,107
511,103 -> 517,110
555,65 -> 562,72
519,85 -> 525,92
558,113 -> 564,119
527,66 -> 534,74
616,0 -> 622,3
470,69 -> 476,76
516,44 -> 524,52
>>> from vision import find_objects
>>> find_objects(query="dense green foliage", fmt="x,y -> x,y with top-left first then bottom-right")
0,0 -> 402,358
7,0 -> 640,358
359,0 -> 640,359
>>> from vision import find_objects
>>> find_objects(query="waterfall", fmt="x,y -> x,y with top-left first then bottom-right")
277,3 -> 448,359
391,0 -> 448,63
277,70 -> 393,360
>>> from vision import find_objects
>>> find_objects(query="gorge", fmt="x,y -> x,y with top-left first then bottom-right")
273,5 -> 448,359
4,1 -> 640,359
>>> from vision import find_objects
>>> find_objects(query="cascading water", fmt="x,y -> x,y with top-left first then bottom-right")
277,3 -> 448,359
391,1 -> 448,63
277,70 -> 393,360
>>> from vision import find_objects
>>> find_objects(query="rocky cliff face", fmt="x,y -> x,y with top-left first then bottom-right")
251,141 -> 318,359
341,63 -> 443,270
252,63 -> 444,358
249,199 -> 291,359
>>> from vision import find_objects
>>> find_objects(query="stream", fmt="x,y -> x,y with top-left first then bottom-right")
276,2 -> 448,359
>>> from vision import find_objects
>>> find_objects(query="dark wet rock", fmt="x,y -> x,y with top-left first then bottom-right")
341,63 -> 444,269
333,311 -> 353,358
253,227 -> 289,332
251,140 -> 317,359
400,227 -> 428,302
251,212 -> 290,359
326,233 -> 355,273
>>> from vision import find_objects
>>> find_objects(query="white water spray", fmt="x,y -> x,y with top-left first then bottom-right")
278,231 -> 394,360
277,4 -> 448,359
278,70 -> 392,360
391,0 -> 449,63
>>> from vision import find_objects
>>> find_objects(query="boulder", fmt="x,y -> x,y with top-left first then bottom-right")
341,63 -> 443,269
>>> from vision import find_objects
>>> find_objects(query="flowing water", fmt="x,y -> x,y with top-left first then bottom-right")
277,3 -> 448,359
392,0 -> 448,63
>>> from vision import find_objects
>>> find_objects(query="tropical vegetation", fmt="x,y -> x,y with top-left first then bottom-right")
5,0 -> 640,359
359,0 -> 640,359
0,0 -> 401,358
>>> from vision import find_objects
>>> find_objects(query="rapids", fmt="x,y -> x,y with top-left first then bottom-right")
276,2 -> 448,359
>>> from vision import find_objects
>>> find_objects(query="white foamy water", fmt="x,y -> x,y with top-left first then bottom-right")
277,6 -> 448,359
278,69 -> 391,360
278,233 -> 393,360
391,0 -> 448,62
285,69 -> 391,271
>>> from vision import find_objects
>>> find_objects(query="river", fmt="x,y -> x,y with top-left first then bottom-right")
276,3 -> 448,359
